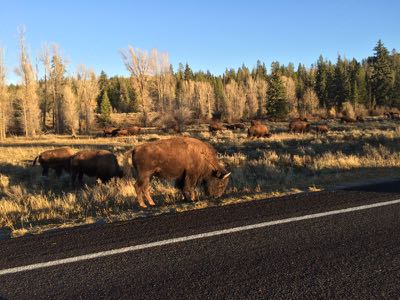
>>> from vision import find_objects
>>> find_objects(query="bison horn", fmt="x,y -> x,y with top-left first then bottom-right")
222,172 -> 231,179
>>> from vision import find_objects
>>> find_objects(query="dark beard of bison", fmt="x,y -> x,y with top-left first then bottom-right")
205,174 -> 230,198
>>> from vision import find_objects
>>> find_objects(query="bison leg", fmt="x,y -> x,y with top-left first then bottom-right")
71,169 -> 77,186
183,174 -> 196,202
144,188 -> 156,207
42,165 -> 49,176
55,167 -> 63,177
78,171 -> 84,183
134,177 -> 148,208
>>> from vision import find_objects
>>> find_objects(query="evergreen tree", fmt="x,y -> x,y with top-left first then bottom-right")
100,90 -> 112,124
97,70 -> 108,112
315,55 -> 329,108
371,40 -> 393,107
333,55 -> 350,109
184,63 -> 193,81
266,68 -> 288,119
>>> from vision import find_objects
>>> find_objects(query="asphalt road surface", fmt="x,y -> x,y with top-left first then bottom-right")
1,180 -> 400,299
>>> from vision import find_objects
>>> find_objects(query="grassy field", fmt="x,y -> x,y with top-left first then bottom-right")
1,118 -> 400,238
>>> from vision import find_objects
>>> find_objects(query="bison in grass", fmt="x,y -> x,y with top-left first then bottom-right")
131,137 -> 231,208
247,124 -> 271,138
225,123 -> 246,130
289,120 -> 310,133
126,126 -> 141,135
103,127 -> 120,137
315,124 -> 329,134
209,122 -> 225,133
33,147 -> 75,177
70,150 -> 124,185
340,116 -> 357,123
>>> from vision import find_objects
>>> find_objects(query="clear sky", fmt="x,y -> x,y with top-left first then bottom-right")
0,0 -> 399,83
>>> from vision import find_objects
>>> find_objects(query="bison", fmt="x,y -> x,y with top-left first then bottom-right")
70,150 -> 124,185
356,116 -> 365,123
289,120 -> 310,133
250,120 -> 262,126
32,147 -> 75,177
247,124 -> 271,138
126,126 -> 141,135
315,124 -> 329,134
291,117 -> 308,122
340,116 -> 357,123
209,122 -> 225,133
131,137 -> 231,208
103,127 -> 120,137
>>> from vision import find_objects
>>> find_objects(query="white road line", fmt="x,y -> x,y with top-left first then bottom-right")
1,198 -> 400,276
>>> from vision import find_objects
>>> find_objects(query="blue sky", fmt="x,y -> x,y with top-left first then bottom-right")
0,0 -> 399,83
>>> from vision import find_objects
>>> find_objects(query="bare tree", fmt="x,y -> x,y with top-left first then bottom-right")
281,76 -> 297,117
121,46 -> 155,126
76,65 -> 99,133
62,80 -> 78,134
0,47 -> 10,140
255,77 -> 268,116
14,27 -> 40,136
39,43 -> 51,129
301,88 -> 319,116
244,76 -> 259,118
49,44 -> 66,133
152,50 -> 175,113
224,80 -> 245,121
194,81 -> 215,119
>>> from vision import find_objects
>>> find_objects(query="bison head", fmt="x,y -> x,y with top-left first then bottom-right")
205,169 -> 231,198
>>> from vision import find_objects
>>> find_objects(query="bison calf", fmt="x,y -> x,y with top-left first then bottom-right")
70,150 -> 123,185
33,147 -> 75,177
209,122 -> 224,133
131,137 -> 230,208
247,124 -> 271,138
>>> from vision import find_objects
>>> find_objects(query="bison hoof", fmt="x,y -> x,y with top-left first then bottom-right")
139,203 -> 147,209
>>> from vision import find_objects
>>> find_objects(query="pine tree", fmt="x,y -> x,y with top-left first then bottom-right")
315,55 -> 329,108
97,70 -> 108,111
100,90 -> 112,124
184,63 -> 193,81
266,69 -> 288,119
371,40 -> 393,107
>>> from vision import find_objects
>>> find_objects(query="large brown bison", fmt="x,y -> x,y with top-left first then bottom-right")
32,147 -> 75,177
70,150 -> 123,184
247,124 -> 271,138
131,137 -> 231,208
289,120 -> 310,133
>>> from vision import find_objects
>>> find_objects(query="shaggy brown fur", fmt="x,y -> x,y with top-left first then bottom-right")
32,147 -> 75,177
70,150 -> 123,184
126,126 -> 141,135
250,120 -> 262,126
131,137 -> 230,208
289,120 -> 310,133
247,124 -> 271,138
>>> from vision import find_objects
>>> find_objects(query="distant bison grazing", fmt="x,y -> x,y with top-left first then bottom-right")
291,117 -> 308,122
315,124 -> 329,134
250,120 -> 262,126
70,150 -> 123,184
340,116 -> 356,123
33,147 -> 75,177
126,126 -> 141,135
103,127 -> 120,137
247,124 -> 271,138
356,116 -> 365,123
209,122 -> 224,133
131,137 -> 231,208
225,123 -> 246,130
289,120 -> 310,133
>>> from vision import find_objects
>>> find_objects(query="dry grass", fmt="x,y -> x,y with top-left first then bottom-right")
1,118 -> 400,237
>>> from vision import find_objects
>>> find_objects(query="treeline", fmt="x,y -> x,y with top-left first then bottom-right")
0,32 -> 399,139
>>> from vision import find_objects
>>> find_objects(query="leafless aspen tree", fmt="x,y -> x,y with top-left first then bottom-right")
281,76 -> 297,116
0,47 -> 10,140
121,46 -> 155,126
39,43 -> 51,129
224,80 -> 245,121
255,77 -> 268,116
49,44 -> 66,133
76,65 -> 99,133
194,81 -> 215,119
14,28 -> 40,136
152,50 -> 175,113
244,76 -> 259,118
62,80 -> 78,134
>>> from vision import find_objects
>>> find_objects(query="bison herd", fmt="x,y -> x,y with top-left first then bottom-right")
32,137 -> 231,208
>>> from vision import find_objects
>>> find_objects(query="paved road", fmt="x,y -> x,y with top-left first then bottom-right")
1,180 -> 400,299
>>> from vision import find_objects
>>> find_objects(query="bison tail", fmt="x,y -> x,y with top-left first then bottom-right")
32,155 -> 39,167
